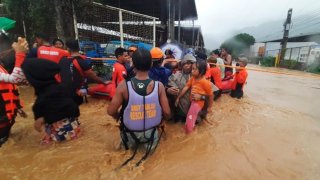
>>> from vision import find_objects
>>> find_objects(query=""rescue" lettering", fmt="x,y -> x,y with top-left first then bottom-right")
130,103 -> 157,120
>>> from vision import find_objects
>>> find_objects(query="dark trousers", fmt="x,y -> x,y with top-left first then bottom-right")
0,120 -> 15,146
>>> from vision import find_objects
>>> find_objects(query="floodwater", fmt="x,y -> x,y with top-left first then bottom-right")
1,65 -> 320,180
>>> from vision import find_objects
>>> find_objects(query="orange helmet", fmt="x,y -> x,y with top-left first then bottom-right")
150,47 -> 164,59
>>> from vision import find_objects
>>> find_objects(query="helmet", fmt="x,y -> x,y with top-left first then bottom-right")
150,47 -> 164,59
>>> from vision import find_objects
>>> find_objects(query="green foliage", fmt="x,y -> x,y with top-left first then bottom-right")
280,59 -> 301,69
92,64 -> 113,80
249,57 -> 262,65
3,0 -> 93,41
306,58 -> 320,74
220,33 -> 255,58
260,56 -> 275,67
4,0 -> 55,40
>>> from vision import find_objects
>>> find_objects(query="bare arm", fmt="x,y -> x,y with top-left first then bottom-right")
158,82 -> 171,120
0,38 -> 28,84
223,55 -> 232,65
84,69 -> 106,84
175,85 -> 190,107
176,86 -> 190,100
107,81 -> 126,119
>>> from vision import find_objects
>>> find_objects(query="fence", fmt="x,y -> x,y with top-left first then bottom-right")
265,45 -> 320,67
76,2 -> 157,47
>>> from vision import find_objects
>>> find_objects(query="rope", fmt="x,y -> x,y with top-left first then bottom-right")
210,63 -> 320,79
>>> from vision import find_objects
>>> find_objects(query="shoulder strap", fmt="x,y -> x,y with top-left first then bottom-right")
71,57 -> 84,77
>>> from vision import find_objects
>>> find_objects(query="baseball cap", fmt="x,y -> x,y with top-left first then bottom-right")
150,47 -> 164,59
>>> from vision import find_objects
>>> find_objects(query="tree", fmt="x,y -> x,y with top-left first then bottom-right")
3,0 -> 94,42
220,33 -> 255,58
4,0 -> 55,40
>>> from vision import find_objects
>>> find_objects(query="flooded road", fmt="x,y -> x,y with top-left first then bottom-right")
1,65 -> 320,179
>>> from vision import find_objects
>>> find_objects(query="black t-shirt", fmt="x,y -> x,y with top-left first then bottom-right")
59,56 -> 91,96
32,84 -> 80,124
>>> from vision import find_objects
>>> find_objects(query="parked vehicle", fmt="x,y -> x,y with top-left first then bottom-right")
105,41 -> 153,57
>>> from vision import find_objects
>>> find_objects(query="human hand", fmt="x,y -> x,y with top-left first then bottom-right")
34,118 -> 45,132
104,80 -> 111,85
12,37 -> 29,53
17,108 -> 27,118
192,93 -> 202,101
167,87 -> 179,96
175,98 -> 180,107
78,88 -> 88,96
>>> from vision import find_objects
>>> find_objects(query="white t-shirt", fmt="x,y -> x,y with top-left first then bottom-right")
216,57 -> 225,78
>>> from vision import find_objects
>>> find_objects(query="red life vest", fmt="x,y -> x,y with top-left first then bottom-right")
0,65 -> 21,127
37,45 -> 69,64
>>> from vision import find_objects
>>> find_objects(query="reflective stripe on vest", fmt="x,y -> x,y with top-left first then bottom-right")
123,81 -> 162,131
0,65 -> 19,121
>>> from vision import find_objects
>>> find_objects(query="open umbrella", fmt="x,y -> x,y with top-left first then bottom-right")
160,43 -> 184,60
0,17 -> 16,31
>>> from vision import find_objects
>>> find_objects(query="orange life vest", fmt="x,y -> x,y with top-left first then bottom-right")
0,65 -> 21,126
37,45 -> 69,64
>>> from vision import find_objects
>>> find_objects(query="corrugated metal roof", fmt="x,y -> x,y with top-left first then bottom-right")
241,13 -> 320,42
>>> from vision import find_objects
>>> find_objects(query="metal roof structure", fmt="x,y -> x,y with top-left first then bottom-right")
100,0 -> 203,49
175,26 -> 204,49
101,0 -> 198,21
241,13 -> 320,43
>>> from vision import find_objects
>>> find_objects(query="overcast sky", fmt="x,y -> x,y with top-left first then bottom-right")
195,0 -> 320,49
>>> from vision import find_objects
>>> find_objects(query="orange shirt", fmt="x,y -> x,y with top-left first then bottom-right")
209,67 -> 222,89
110,62 -> 127,97
186,76 -> 212,108
37,45 -> 70,64
205,64 -> 211,79
112,62 -> 127,86
232,69 -> 248,90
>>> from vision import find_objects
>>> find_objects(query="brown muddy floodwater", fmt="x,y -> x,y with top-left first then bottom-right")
1,65 -> 320,180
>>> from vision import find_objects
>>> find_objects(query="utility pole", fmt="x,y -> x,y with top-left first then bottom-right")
177,0 -> 181,43
280,8 -> 292,63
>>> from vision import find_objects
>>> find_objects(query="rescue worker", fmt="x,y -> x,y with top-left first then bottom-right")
126,46 -> 137,79
207,56 -> 222,101
87,47 -> 128,99
0,37 -> 29,146
107,48 -> 170,167
59,40 -> 106,106
149,47 -> 172,86
230,57 -> 248,99
27,32 -> 69,63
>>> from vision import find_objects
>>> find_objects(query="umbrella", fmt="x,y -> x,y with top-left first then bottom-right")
0,17 -> 16,31
160,43 -> 183,60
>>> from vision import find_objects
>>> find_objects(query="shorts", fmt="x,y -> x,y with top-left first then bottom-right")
121,128 -> 159,150
41,117 -> 81,144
